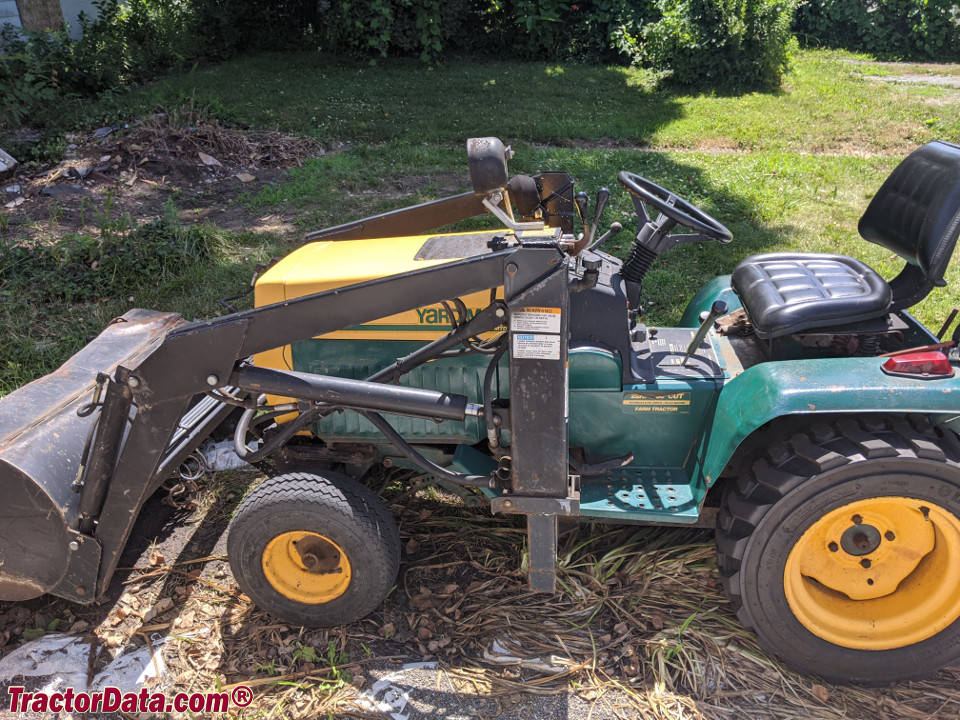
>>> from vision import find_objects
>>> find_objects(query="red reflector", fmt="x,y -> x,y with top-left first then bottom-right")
882,351 -> 954,379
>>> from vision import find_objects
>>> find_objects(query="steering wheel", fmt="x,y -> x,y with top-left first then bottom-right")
618,171 -> 732,243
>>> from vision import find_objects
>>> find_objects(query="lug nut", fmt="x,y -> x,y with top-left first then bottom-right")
127,376 -> 140,388
206,374 -> 219,386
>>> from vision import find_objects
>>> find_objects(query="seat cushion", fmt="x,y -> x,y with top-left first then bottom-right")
731,253 -> 892,339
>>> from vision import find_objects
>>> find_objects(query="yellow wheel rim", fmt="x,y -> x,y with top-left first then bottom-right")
784,496 -> 960,650
262,531 -> 352,604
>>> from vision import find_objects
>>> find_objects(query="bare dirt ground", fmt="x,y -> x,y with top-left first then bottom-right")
3,112 -> 325,241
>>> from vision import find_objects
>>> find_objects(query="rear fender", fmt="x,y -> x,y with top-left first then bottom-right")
697,357 -> 960,485
679,275 -> 741,327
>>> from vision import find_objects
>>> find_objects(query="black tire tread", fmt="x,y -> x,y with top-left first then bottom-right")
716,414 -> 960,622
228,471 -> 400,626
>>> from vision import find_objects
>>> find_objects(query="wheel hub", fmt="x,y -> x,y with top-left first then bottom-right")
784,496 -> 960,650
839,522 -> 882,556
262,531 -> 352,604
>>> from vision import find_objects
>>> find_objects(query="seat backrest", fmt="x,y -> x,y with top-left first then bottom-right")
858,141 -> 960,309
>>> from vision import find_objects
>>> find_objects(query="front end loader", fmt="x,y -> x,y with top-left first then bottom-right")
3,137 -> 960,684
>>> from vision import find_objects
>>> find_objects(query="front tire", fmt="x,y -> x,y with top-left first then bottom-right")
228,471 -> 400,627
716,416 -> 960,684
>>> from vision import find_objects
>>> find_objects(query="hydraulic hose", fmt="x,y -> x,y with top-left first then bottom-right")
483,340 -> 509,453
358,410 -> 496,488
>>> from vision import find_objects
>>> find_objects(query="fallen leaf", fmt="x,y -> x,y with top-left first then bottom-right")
613,622 -> 628,635
380,622 -> 395,639
141,597 -> 174,624
405,538 -> 419,555
198,151 -> 222,167
812,684 -> 831,702
235,172 -> 256,183
148,550 -> 165,567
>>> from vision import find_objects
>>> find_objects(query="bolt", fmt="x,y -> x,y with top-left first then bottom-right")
75,586 -> 87,597
206,374 -> 219,386
861,559 -> 871,568
383,457 -> 394,468
828,542 -> 839,552
851,514 -> 863,524
885,531 -> 896,541
502,499 -> 514,509
68,540 -> 79,551
506,262 -> 518,276
495,308 -> 506,318
127,376 -> 141,388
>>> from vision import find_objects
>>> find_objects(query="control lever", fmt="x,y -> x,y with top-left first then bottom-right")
584,187 -> 610,247
682,300 -> 727,366
574,191 -> 589,237
587,221 -> 622,252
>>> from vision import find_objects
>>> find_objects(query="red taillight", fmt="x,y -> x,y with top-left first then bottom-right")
881,351 -> 954,379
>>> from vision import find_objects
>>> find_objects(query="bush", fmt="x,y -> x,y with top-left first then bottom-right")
644,0 -> 796,87
191,0 -> 319,59
0,0 -> 194,130
0,25 -> 73,128
794,0 -> 959,59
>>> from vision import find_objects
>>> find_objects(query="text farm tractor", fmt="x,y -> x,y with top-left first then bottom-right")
3,138 -> 960,684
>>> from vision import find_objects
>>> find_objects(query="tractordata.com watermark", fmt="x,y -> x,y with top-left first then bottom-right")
6,685 -> 253,714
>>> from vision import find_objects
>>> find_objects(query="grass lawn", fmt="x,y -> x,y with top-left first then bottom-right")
6,48 -> 960,389
121,49 -> 958,153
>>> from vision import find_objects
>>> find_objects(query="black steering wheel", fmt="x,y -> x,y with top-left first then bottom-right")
618,171 -> 732,243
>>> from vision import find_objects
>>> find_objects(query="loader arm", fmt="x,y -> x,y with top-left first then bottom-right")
75,243 -> 573,599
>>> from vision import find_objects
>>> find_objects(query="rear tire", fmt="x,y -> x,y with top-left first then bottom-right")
716,416 -> 960,684
228,471 -> 400,627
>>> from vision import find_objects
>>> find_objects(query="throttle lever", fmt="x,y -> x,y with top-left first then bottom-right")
587,222 -> 622,252
584,187 -> 610,247
682,300 -> 727,366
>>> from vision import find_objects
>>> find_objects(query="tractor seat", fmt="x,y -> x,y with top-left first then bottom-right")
732,141 -> 960,340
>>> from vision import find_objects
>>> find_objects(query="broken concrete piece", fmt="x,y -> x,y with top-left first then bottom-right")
0,147 -> 17,180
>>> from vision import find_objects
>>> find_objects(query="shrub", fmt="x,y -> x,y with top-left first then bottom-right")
0,0 -> 195,131
644,0 -> 797,87
191,0 -> 319,59
794,0 -> 959,59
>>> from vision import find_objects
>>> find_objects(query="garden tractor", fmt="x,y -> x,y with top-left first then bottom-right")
2,138 -> 960,685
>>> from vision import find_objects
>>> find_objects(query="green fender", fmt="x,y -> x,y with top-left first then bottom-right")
679,275 -> 742,327
698,356 -> 960,484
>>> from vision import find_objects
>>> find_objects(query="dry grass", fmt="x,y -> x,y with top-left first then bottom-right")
86,472 -> 960,720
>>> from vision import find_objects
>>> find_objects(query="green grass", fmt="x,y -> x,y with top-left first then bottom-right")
114,49 -> 960,153
243,143 -> 960,328
0,204 -> 286,392
8,48 -> 960,391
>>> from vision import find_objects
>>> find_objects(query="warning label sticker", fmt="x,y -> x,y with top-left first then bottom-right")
512,307 -> 562,334
622,391 -> 691,414
513,333 -> 561,360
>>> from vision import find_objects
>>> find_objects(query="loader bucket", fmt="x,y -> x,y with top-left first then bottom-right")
0,310 -> 183,601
